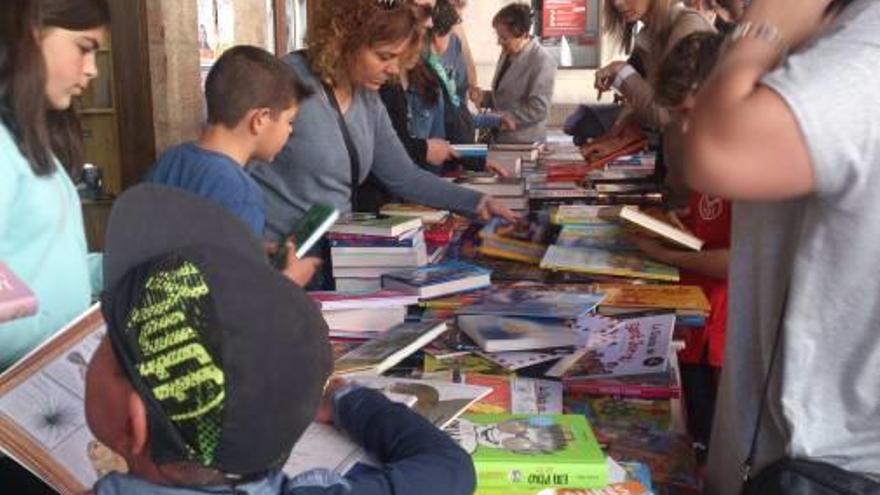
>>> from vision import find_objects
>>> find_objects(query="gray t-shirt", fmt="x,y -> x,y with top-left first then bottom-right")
250,52 -> 483,239
706,2 -> 880,494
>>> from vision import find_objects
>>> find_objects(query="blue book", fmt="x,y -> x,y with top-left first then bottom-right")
474,113 -> 503,129
452,144 -> 489,159
381,261 -> 492,299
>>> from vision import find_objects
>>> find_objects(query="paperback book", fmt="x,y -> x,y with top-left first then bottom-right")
546,312 -> 676,379
457,315 -> 581,353
456,288 -> 605,324
448,414 -> 607,491
334,320 -> 449,375
381,261 -> 492,299
379,204 -> 450,224
329,215 -> 423,238
555,225 -> 637,251
0,262 -> 38,323
599,205 -> 704,251
540,245 -> 680,283
595,284 -> 710,315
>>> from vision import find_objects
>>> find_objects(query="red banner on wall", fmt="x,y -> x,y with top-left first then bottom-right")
542,0 -> 588,37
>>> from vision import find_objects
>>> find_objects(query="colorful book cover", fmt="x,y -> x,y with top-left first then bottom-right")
382,260 -> 492,289
556,225 -> 637,251
546,312 -> 676,379
448,414 -> 607,491
456,289 -> 605,322
511,378 -> 563,415
465,373 -> 513,414
540,245 -> 680,283
478,219 -> 550,265
472,482 -> 651,495
0,262 -> 38,323
563,395 -> 672,433
595,284 -> 710,313
562,366 -> 681,400
457,315 -> 581,353
334,321 -> 448,375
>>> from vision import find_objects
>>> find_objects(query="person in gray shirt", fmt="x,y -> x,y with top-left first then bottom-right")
682,0 -> 880,493
250,0 -> 517,239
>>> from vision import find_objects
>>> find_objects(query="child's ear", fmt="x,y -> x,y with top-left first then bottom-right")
248,108 -> 272,135
125,391 -> 149,456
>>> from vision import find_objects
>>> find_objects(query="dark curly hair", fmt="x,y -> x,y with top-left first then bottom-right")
654,31 -> 725,107
305,0 -> 422,87
492,3 -> 533,38
429,0 -> 461,39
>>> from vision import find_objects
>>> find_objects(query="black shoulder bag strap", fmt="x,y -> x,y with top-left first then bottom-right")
742,282 -> 791,483
321,81 -> 361,212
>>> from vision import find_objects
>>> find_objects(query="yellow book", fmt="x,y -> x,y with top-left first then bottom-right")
595,284 -> 710,313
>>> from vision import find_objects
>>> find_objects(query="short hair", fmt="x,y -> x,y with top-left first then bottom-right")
430,0 -> 461,38
654,31 -> 725,107
204,45 -> 313,128
492,3 -> 533,38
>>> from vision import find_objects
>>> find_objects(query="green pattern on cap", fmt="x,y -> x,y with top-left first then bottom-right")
127,261 -> 225,466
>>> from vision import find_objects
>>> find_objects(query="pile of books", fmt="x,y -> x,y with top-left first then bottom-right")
309,289 -> 419,338
454,176 -> 528,213
328,215 -> 429,292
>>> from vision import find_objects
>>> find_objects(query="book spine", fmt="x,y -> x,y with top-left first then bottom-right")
475,460 -> 606,490
562,381 -> 681,399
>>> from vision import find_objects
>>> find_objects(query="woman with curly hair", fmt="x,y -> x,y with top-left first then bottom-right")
250,0 -> 518,233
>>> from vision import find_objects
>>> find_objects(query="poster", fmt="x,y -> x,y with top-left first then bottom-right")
198,0 -> 235,84
542,0 -> 588,38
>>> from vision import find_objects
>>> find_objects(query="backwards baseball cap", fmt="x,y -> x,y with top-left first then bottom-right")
100,184 -> 333,479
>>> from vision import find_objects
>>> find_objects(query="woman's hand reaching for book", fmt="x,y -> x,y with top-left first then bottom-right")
426,139 -> 459,166
477,196 -> 522,224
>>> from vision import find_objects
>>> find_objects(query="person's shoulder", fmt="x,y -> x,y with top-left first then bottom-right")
281,51 -> 320,88
530,40 -> 557,68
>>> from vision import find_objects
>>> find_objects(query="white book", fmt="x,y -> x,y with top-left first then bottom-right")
322,307 -> 408,332
333,278 -> 383,293
457,315 -> 581,353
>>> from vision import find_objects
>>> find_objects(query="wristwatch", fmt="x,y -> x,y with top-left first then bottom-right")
729,21 -> 789,58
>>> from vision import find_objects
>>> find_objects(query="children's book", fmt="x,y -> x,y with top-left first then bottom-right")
594,284 -> 710,314
546,312 -> 676,379
349,376 -> 492,429
456,289 -> 605,324
0,262 -> 38,323
562,365 -> 681,400
457,315 -> 581,353
379,204 -> 450,224
448,414 -> 607,491
540,245 -> 680,283
334,321 -> 449,375
329,215 -> 423,238
599,205 -> 703,251
0,305 -> 123,495
556,225 -> 637,251
381,261 -> 492,299
476,350 -> 565,371
478,218 -> 550,265
551,205 -> 612,226
473,482 -> 651,495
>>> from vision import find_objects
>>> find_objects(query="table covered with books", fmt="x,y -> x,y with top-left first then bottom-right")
0,135 -> 707,495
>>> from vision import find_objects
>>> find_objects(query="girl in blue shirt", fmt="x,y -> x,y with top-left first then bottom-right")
0,0 -> 110,370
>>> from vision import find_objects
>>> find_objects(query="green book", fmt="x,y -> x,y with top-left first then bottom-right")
447,414 -> 607,491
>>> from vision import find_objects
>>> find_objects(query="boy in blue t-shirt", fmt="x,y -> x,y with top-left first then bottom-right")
146,45 -> 320,286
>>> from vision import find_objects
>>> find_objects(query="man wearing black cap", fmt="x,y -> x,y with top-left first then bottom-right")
82,184 -> 476,495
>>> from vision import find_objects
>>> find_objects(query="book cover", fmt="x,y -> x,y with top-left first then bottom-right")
562,366 -> 681,400
0,305 -> 125,495
599,205 -> 703,251
349,376 -> 492,428
478,219 -> 550,265
540,245 -> 680,283
452,144 -> 490,158
555,225 -> 636,252
550,205 -> 615,226
334,321 -> 448,375
454,176 -> 526,196
381,261 -> 492,299
477,350 -> 565,371
464,373 -> 513,414
456,289 -> 605,322
595,284 -> 710,313
0,262 -> 38,323
457,315 -> 581,353
511,378 -> 563,415
473,482 -> 651,495
329,215 -> 423,237
448,414 -> 607,491
546,313 -> 676,379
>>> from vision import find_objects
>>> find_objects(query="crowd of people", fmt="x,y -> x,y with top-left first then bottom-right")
1,0 -> 878,494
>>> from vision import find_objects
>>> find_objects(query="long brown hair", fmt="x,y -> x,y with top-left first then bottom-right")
603,0 -> 676,54
0,0 -> 110,177
306,0 -> 421,88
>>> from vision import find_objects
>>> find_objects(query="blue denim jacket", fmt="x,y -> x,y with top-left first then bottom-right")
93,388 -> 475,495
405,89 -> 445,141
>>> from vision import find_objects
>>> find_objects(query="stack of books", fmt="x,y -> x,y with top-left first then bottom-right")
309,290 -> 419,338
454,176 -> 528,213
328,216 -> 428,292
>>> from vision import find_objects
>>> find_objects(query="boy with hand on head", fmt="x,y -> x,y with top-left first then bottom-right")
84,184 -> 477,495
145,45 -> 320,287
